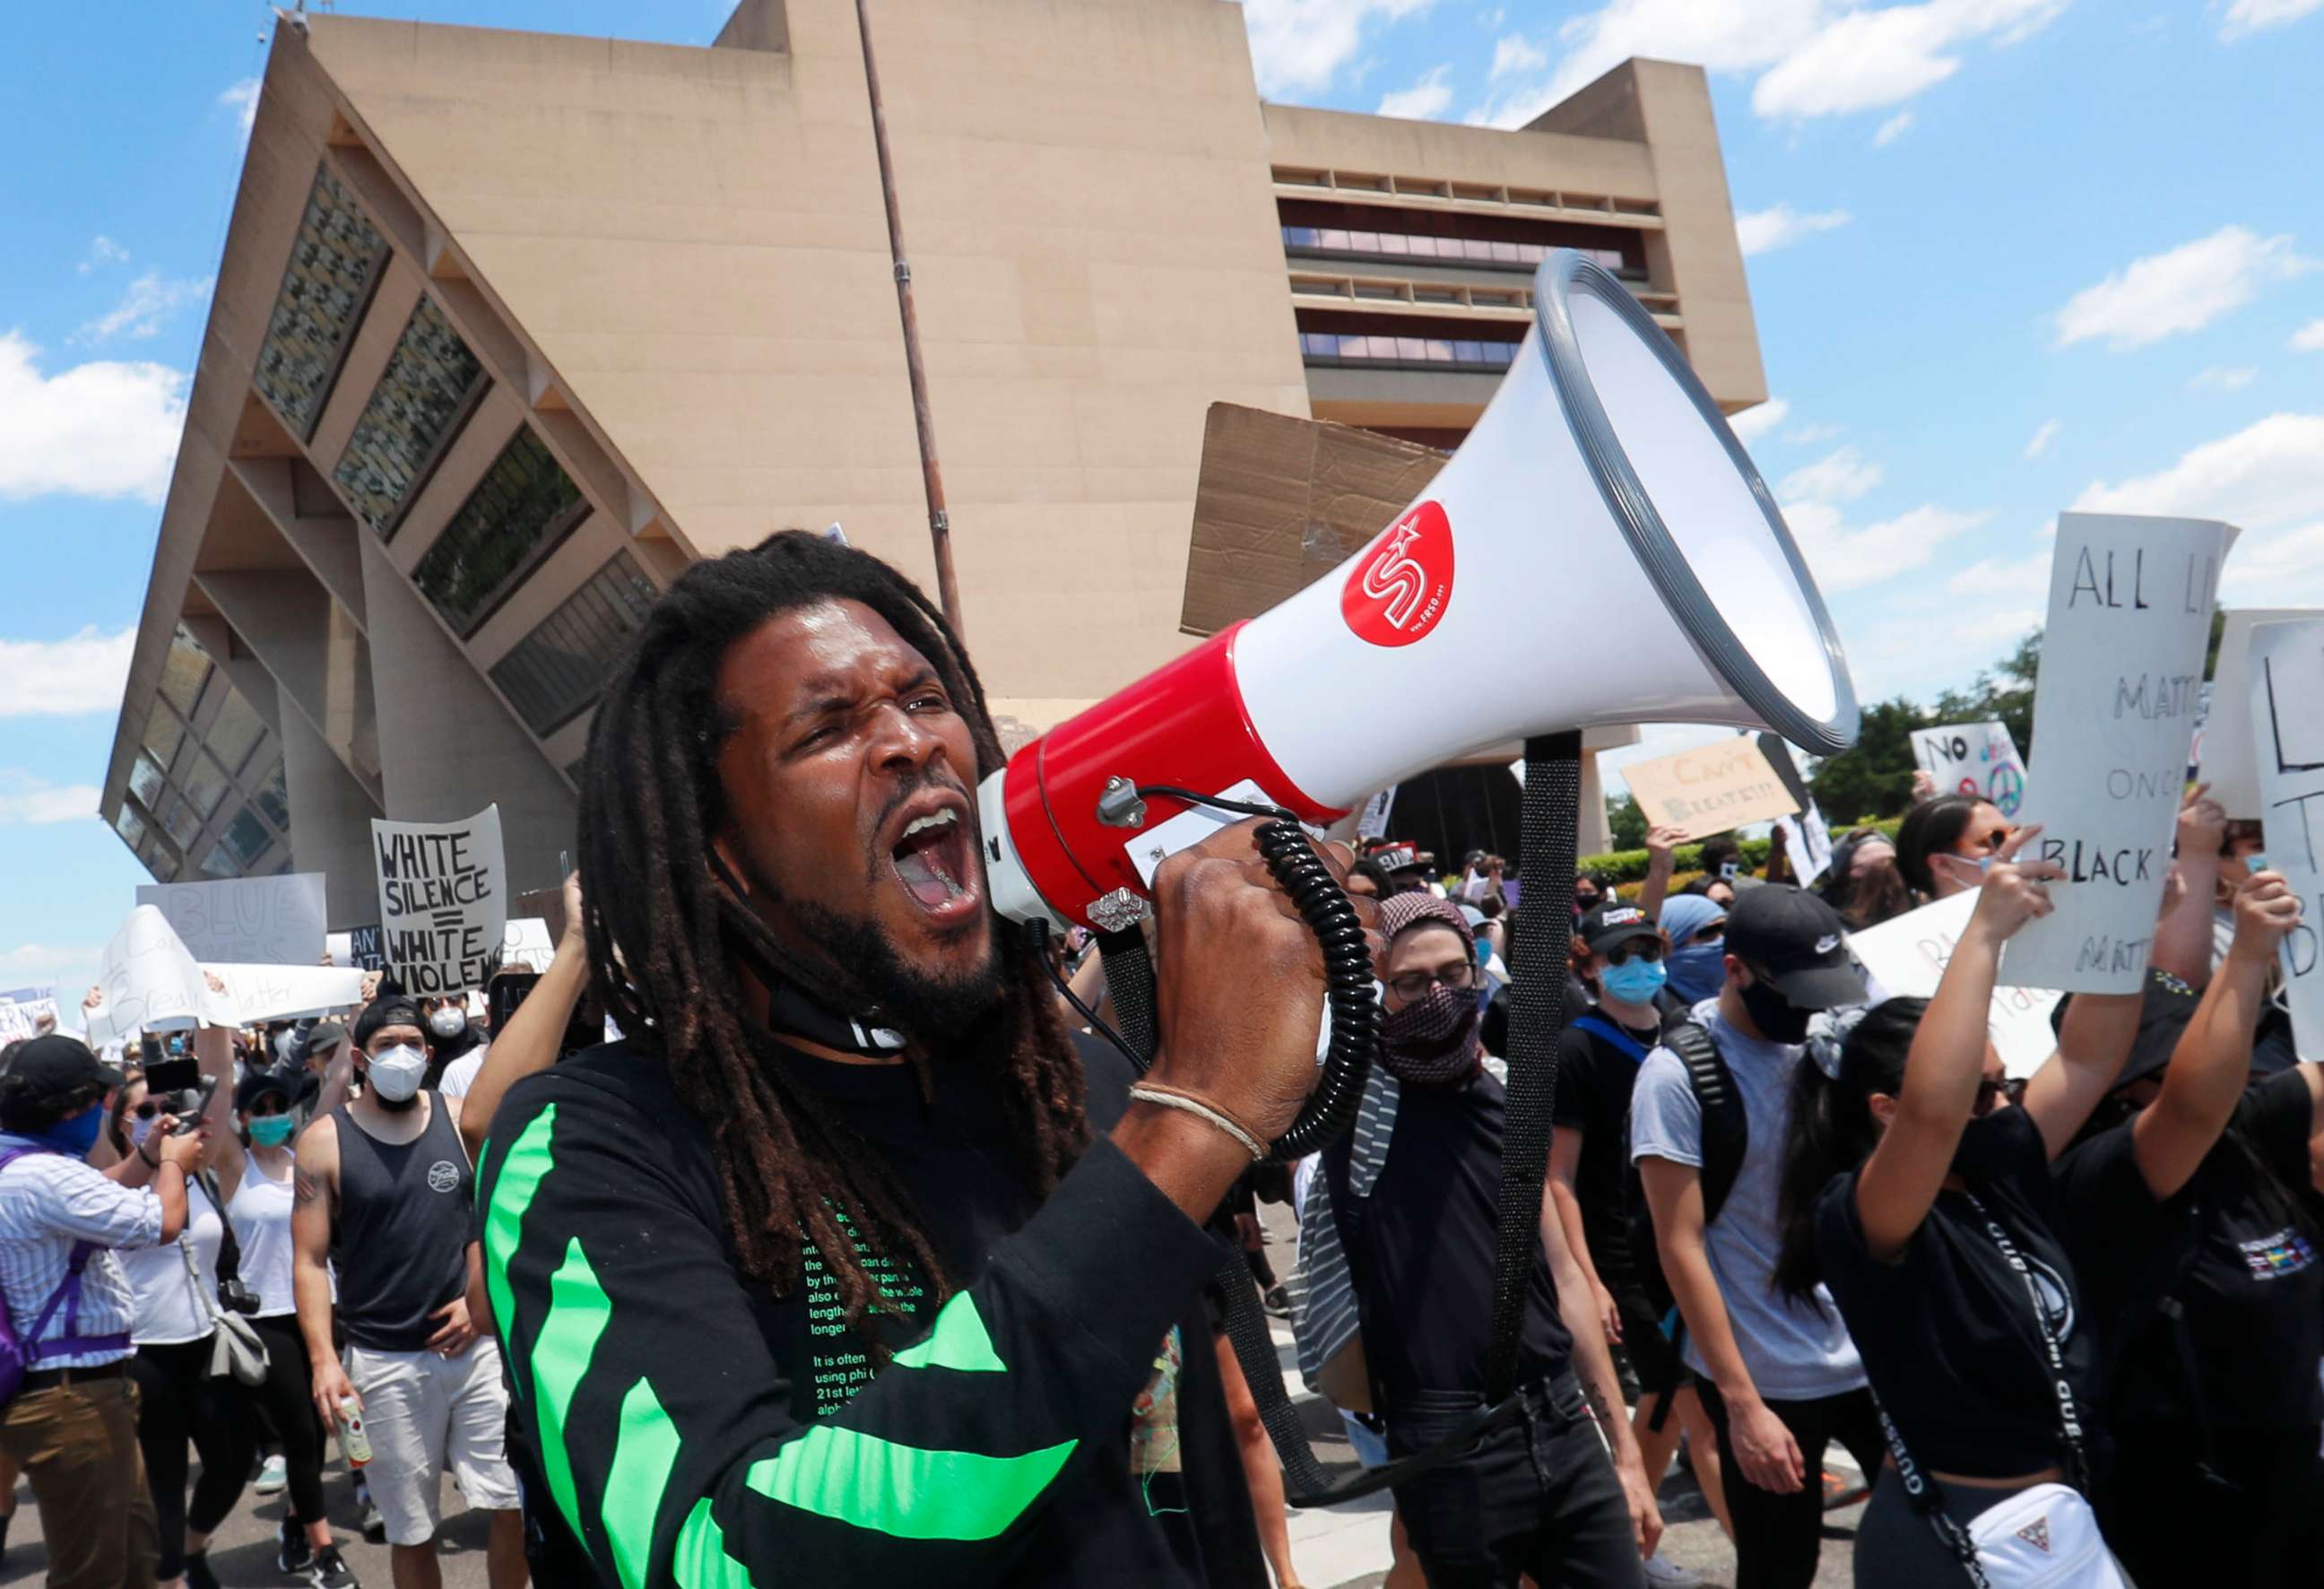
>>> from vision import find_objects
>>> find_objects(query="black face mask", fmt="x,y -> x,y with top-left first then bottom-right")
1739,976 -> 1813,1045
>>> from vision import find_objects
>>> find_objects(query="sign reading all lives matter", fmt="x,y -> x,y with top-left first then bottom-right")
1849,892 -> 2063,1079
1623,737 -> 1799,842
1912,721 -> 2028,819
134,873 -> 326,966
2002,513 -> 2233,993
370,804 -> 506,994
2247,619 -> 2324,1056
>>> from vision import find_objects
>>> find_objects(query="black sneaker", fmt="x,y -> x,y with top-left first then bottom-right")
1262,1283 -> 1291,1318
184,1550 -> 221,1589
279,1516 -> 315,1574
360,1497 -> 387,1544
309,1546 -> 361,1588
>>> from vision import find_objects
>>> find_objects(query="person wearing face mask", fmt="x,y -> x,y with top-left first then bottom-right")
1895,795 -> 2009,905
419,995 -> 487,1099
1628,886 -> 1876,1589
1771,832 -> 2143,1585
293,997 -> 524,1589
1324,895 -> 1661,1587
1659,895 -> 1730,1010
0,1035 -> 204,1589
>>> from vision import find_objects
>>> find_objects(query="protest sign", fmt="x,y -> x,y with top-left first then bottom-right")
1758,734 -> 1834,884
326,924 -> 386,972
1848,892 -> 2064,1079
0,986 -> 59,1043
370,804 -> 507,995
134,873 -> 327,966
1356,786 -> 1398,841
90,906 -> 238,1039
498,918 -> 559,975
206,962 -> 368,1027
1622,738 -> 1799,841
1912,721 -> 2027,819
2247,618 -> 2324,1057
2205,609 -> 2322,819
2002,513 -> 2233,993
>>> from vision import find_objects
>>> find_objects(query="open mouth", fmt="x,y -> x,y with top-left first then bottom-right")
889,801 -> 979,919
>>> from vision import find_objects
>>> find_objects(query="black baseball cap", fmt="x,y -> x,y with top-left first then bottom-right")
1725,886 -> 1867,1011
1581,902 -> 1661,956
6,1035 -> 123,1101
234,1068 -> 297,1113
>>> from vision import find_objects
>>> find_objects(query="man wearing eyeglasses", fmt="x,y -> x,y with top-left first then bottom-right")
1321,894 -> 1661,1587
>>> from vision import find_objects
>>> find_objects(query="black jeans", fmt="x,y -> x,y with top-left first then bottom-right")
2099,1420 -> 2324,1587
1854,1470 -> 2034,1587
250,1313 -> 331,1530
1698,1380 -> 1885,1589
1386,1376 -> 1644,1589
128,1335 -> 255,1578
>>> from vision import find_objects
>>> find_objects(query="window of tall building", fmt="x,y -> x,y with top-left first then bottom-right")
113,804 -> 148,851
253,759 -> 290,832
253,165 -> 388,438
490,551 -> 661,735
159,794 -> 204,851
207,688 -> 267,776
200,840 -> 238,881
158,630 -> 212,717
412,428 -> 588,635
334,294 -> 487,534
138,832 -> 178,879
129,752 -> 168,809
178,749 -> 230,820
143,701 -> 186,768
221,807 -> 275,870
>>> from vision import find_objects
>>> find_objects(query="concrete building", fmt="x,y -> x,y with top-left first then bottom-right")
101,0 -> 1766,920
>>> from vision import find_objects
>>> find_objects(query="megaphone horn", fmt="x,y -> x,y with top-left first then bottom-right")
978,249 -> 1860,934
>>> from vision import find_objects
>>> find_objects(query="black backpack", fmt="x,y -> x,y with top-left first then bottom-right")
1623,1020 -> 1747,1320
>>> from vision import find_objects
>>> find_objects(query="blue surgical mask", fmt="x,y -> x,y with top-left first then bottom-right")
1600,956 -> 1669,1005
1666,942 -> 1727,1004
37,1105 -> 105,1160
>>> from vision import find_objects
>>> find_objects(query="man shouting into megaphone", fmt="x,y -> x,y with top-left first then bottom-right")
480,531 -> 1370,1586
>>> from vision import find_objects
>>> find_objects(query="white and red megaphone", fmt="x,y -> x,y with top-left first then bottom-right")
977,252 -> 1859,933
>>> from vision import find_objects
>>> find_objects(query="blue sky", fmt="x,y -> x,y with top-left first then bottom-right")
4,0 -> 2322,995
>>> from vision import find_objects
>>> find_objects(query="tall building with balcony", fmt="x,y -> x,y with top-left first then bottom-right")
103,0 -> 1765,917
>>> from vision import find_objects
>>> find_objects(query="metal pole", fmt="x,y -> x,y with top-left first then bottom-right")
855,0 -> 964,639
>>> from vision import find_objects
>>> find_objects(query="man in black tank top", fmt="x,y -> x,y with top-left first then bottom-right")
293,996 -> 525,1589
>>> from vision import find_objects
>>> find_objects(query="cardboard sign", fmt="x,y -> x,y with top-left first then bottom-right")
1912,721 -> 2028,819
370,804 -> 507,995
1622,739 -> 1799,841
0,985 -> 59,1043
2200,609 -> 2320,819
2002,514 -> 2233,993
90,906 -> 238,1039
2247,618 -> 2324,1056
205,962 -> 368,1027
1356,786 -> 1399,841
134,873 -> 327,966
1848,892 -> 2064,1079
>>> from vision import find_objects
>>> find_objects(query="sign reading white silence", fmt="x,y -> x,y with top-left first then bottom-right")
2247,619 -> 2324,1058
2001,513 -> 2233,994
1912,721 -> 2027,820
370,804 -> 506,995
134,873 -> 327,966
1847,892 -> 2064,1079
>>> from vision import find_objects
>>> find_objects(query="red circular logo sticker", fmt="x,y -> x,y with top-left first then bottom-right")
1340,500 -> 1453,647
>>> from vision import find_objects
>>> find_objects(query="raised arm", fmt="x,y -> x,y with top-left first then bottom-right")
2129,871 -> 2302,1199
2150,785 -> 2226,987
1540,1176 -> 1660,1561
193,1023 -> 239,1189
1852,829 -> 2058,1263
1638,825 -> 1685,922
462,871 -> 590,1161
309,1033 -> 358,1123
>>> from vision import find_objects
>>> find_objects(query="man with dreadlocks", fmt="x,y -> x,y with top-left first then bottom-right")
479,531 -> 1370,1586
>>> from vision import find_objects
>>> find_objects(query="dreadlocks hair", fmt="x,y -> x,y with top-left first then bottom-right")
578,530 -> 1089,1361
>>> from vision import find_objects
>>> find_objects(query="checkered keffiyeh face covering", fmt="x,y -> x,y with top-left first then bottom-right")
1377,895 -> 1481,1087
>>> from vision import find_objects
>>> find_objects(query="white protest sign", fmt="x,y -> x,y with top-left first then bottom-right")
204,962 -> 369,1027
498,918 -> 559,975
0,986 -> 60,1043
134,873 -> 326,966
2247,619 -> 2324,1057
2001,513 -> 2233,993
1757,734 -> 1833,885
1848,892 -> 2064,1079
370,804 -> 507,995
2200,609 -> 2319,819
1356,786 -> 1398,841
1912,721 -> 2028,820
91,906 -> 238,1038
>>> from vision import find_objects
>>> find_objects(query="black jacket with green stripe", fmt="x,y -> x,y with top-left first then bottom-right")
477,1033 -> 1267,1587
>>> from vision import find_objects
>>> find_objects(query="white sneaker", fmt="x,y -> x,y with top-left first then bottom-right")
1642,1553 -> 1703,1587
254,1454 -> 289,1495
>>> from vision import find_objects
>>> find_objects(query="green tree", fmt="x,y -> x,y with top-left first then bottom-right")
1607,792 -> 1647,850
1807,699 -> 1926,824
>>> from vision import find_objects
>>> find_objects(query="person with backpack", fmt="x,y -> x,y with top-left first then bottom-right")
0,1034 -> 204,1589
1770,829 -> 2145,1585
1627,884 -> 1874,1589
2050,868 -> 2321,1585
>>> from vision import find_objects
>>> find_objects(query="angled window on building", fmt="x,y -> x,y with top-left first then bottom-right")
158,630 -> 212,717
142,701 -> 186,768
253,165 -> 388,438
129,752 -> 168,809
207,688 -> 267,777
178,750 -> 230,820
490,551 -> 661,736
221,807 -> 276,870
253,758 -> 290,833
137,832 -> 178,880
334,294 -> 487,534
411,428 -> 588,635
200,840 -> 239,881
113,804 -> 149,851
158,794 -> 204,852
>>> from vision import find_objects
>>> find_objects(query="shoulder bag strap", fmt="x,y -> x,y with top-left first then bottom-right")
1666,1022 -> 1746,1224
1960,1189 -> 2091,1493
1570,1015 -> 1650,1064
1871,1390 -> 1990,1588
196,1166 -> 245,1289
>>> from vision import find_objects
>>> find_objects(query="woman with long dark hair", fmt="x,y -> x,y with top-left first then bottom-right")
1894,795 -> 2008,905
1817,829 -> 1910,930
1771,828 -> 2142,1584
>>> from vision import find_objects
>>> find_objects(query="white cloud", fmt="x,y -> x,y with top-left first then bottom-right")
2188,364 -> 2259,391
1874,109 -> 1914,144
0,773 -> 100,827
0,334 -> 186,504
2290,318 -> 2324,352
1729,395 -> 1791,444
0,628 -> 138,717
1376,63 -> 1454,118
76,237 -> 128,276
1499,0 -> 1830,127
1735,203 -> 1852,256
2220,0 -> 2324,40
75,271 -> 212,344
2071,412 -> 2324,603
1752,0 -> 2068,119
1788,421 -> 1844,444
2051,226 -> 2311,351
2024,418 -> 2062,457
1490,33 -> 1548,77
1945,548 -> 2053,602
1240,0 -> 1433,96
1780,445 -> 1885,503
219,77 -> 260,134
1782,499 -> 1990,593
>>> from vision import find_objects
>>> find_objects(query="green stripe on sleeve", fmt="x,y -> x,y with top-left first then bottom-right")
745,1426 -> 1077,1542
890,1292 -> 1006,1373
530,1239 -> 612,1559
481,1103 -> 559,1389
671,1498 -> 754,1589
604,1375 -> 685,1589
